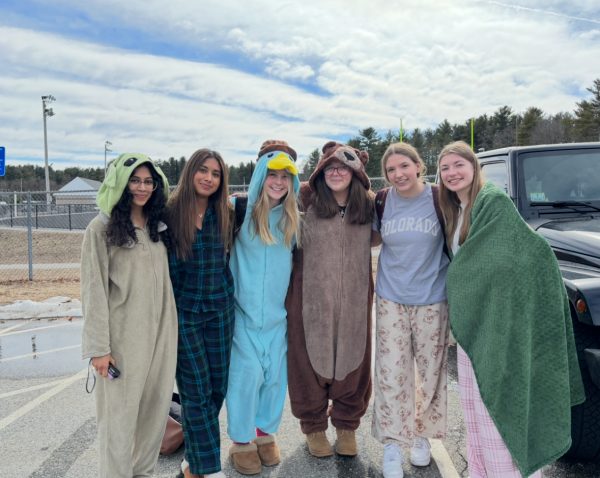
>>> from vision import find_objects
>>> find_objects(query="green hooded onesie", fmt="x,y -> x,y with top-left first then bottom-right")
81,153 -> 178,478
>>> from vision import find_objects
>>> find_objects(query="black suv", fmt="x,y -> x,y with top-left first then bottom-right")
477,142 -> 600,461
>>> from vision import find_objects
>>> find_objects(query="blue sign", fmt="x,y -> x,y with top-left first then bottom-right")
0,147 -> 5,177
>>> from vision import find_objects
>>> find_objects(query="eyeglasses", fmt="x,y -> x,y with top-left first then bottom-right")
128,177 -> 158,191
324,165 -> 351,176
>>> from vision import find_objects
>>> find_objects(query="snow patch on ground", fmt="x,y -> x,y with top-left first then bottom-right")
0,296 -> 82,320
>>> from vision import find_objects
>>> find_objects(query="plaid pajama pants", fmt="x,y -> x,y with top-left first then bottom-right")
457,346 -> 543,478
176,306 -> 234,475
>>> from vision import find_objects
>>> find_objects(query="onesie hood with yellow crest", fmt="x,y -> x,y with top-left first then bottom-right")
246,139 -> 300,210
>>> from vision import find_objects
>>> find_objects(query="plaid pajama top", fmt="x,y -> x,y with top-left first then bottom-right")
169,206 -> 234,313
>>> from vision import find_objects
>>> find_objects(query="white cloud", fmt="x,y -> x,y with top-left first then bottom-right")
0,0 -> 599,172
265,59 -> 315,81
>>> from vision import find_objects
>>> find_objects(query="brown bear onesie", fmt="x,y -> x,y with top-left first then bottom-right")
286,142 -> 374,440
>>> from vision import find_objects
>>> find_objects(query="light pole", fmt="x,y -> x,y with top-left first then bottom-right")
104,140 -> 112,177
42,95 -> 56,204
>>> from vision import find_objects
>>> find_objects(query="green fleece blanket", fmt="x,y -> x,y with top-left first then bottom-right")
447,182 -> 585,476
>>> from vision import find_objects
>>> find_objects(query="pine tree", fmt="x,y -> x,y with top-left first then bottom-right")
573,79 -> 600,142
300,149 -> 320,180
517,107 -> 544,145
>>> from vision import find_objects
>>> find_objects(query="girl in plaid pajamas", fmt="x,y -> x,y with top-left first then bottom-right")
167,149 -> 234,478
226,140 -> 301,475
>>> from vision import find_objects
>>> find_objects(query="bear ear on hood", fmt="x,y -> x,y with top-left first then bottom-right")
357,150 -> 369,166
321,141 -> 341,157
309,141 -> 371,191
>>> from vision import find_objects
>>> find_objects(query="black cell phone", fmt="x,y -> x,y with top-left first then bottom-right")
107,363 -> 121,380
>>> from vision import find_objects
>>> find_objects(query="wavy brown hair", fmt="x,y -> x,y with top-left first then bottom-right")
167,149 -> 232,260
437,141 -> 485,246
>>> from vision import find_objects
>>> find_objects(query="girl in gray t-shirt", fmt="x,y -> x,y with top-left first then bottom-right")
371,142 -> 449,478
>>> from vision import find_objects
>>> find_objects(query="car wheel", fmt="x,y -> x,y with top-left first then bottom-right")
565,314 -> 600,461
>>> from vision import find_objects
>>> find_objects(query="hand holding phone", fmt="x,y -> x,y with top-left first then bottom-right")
107,363 -> 121,380
91,354 -> 120,379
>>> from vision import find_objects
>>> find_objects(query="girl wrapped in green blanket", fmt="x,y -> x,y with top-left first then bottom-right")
437,140 -> 585,478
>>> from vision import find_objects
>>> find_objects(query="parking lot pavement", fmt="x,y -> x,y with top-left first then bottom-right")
1,317 -> 599,478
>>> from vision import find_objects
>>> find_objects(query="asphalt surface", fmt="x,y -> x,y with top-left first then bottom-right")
1,317 -> 599,478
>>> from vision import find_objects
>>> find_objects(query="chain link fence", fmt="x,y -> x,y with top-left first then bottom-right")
0,178 -> 389,284
0,191 -> 94,283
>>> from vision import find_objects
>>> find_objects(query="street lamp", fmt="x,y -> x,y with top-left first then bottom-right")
104,140 -> 112,177
42,95 -> 56,204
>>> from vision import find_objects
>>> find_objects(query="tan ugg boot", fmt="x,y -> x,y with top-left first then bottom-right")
253,435 -> 281,466
335,428 -> 357,456
229,442 -> 262,475
305,431 -> 334,457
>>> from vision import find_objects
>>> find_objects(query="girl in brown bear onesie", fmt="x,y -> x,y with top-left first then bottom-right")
286,141 -> 375,458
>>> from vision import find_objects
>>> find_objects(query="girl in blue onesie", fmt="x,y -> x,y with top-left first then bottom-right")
226,139 -> 301,476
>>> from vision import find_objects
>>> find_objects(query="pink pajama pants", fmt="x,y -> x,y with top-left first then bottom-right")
457,346 -> 543,478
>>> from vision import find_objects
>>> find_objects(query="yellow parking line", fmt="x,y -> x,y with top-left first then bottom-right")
0,319 -> 34,336
431,439 -> 461,478
0,368 -> 87,432
0,378 -> 68,399
0,321 -> 78,337
0,344 -> 80,362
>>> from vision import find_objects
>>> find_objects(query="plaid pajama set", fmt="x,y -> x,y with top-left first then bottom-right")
169,207 -> 235,476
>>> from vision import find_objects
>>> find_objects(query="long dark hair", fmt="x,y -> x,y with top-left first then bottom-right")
312,174 -> 374,225
106,163 -> 170,248
167,149 -> 232,260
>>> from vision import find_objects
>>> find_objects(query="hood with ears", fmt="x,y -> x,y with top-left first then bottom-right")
309,141 -> 370,191
96,153 -> 169,216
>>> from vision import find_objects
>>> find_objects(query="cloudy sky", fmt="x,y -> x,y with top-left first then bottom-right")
1,0 -> 599,170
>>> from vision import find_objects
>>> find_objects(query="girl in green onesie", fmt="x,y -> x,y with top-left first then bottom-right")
81,153 -> 178,478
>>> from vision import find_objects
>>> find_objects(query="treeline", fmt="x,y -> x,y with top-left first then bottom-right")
0,156 -> 253,192
1,79 -> 598,191
304,78 -> 600,178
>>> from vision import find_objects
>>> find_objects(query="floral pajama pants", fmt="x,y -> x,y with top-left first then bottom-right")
372,296 -> 449,445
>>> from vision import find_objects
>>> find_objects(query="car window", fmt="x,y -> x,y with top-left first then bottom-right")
481,161 -> 509,194
521,149 -> 600,202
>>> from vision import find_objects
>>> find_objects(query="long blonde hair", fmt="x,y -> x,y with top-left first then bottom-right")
437,141 -> 485,246
251,175 -> 301,248
167,149 -> 232,259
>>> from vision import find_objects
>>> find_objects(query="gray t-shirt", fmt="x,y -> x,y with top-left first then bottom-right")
374,184 -> 449,305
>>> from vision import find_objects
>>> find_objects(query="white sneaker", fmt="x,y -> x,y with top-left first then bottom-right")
382,443 -> 404,478
410,436 -> 431,466
181,459 -> 225,477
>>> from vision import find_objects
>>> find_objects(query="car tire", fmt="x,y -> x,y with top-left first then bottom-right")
565,314 -> 600,461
